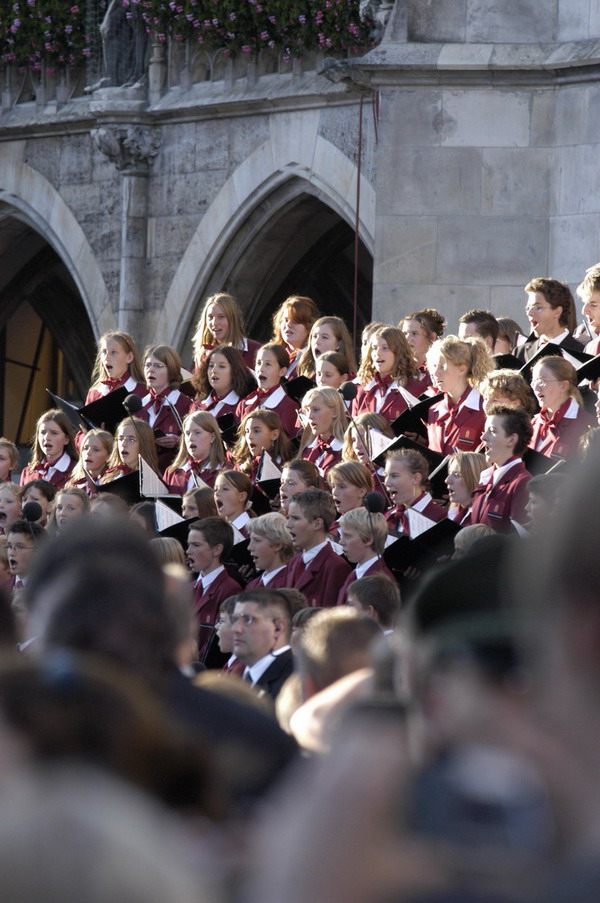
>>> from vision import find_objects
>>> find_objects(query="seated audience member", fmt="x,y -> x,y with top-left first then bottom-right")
186,517 -> 242,661
285,490 -> 352,606
452,523 -> 496,558
384,449 -> 446,535
6,520 -> 46,591
246,513 -> 294,590
345,572 -> 401,633
336,507 -> 393,606
470,405 -> 533,531
517,276 -> 581,363
291,607 -> 382,751
22,517 -> 297,810
231,587 -> 295,701
530,356 -> 595,459
458,309 -> 499,353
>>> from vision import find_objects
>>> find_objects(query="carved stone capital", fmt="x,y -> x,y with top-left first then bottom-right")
91,125 -> 161,173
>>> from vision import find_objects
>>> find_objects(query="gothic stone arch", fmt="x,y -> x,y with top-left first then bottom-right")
0,142 -> 111,337
158,126 -> 376,349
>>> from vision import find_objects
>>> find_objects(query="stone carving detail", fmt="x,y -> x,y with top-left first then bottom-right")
359,0 -> 394,41
91,125 -> 160,172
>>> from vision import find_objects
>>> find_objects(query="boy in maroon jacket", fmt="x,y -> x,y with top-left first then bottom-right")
285,489 -> 351,607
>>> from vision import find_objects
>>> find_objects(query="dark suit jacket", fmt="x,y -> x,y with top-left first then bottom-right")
285,543 -> 352,607
515,332 -> 585,364
254,648 -> 294,701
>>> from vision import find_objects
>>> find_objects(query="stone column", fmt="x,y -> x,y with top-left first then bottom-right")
91,125 -> 160,338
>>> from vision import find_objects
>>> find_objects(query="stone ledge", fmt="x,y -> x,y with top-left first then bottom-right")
330,38 -> 600,86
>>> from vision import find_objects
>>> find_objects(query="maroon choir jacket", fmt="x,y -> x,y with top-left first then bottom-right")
469,459 -> 531,532
335,557 -> 395,606
427,388 -> 486,454
385,492 -> 446,536
244,565 -> 289,591
85,374 -> 146,405
163,461 -> 220,494
236,385 -> 300,437
193,568 -> 242,660
196,338 -> 261,370
529,399 -> 595,460
285,543 -> 352,607
352,378 -> 420,425
191,389 -> 241,421
301,436 -> 343,478
20,453 -> 75,490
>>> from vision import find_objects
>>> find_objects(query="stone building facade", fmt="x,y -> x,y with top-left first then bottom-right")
1,0 -> 599,436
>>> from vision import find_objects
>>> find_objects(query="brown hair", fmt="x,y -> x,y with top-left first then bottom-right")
532,355 -> 583,406
192,344 -> 256,399
271,296 -> 320,346
298,316 -> 357,377
106,417 -> 159,473
447,451 -> 488,497
401,308 -> 445,339
143,345 -> 183,391
192,292 -> 249,364
426,335 -> 494,390
357,325 -> 416,386
90,331 -> 144,387
166,410 -> 226,474
342,411 -> 394,463
327,461 -> 373,496
481,369 -> 537,416
387,448 -> 429,491
29,410 -> 77,469
525,278 -> 576,332
233,409 -> 294,474
486,404 -> 534,456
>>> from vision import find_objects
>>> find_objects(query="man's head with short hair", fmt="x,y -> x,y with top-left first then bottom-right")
297,607 -> 382,697
287,489 -> 336,552
232,588 -> 294,666
524,277 -> 576,332
186,517 -> 233,574
346,573 -> 401,630
458,310 -> 499,351
24,517 -> 178,680
338,507 -> 388,559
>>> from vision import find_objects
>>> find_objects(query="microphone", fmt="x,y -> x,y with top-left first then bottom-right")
364,491 -> 387,514
339,380 -> 358,402
123,393 -> 143,415
22,500 -> 42,540
22,501 -> 42,523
